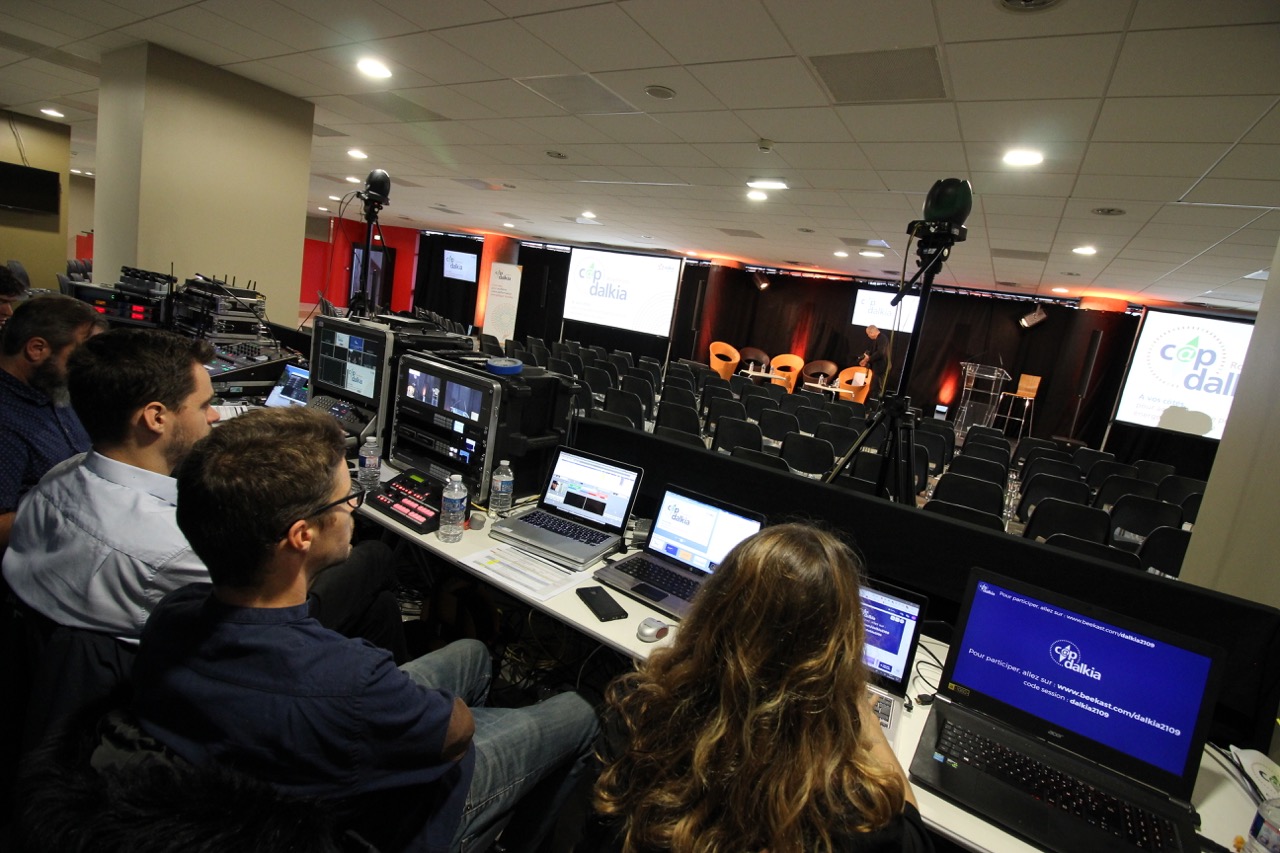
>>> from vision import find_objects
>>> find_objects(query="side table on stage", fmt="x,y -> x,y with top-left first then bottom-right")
954,362 -> 1010,439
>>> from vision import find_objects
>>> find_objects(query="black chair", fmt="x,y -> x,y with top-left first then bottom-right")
1015,473 -> 1091,523
947,454 -> 1006,486
526,343 -> 549,367
779,394 -> 806,415
728,374 -> 752,398
858,420 -> 889,454
1023,498 -> 1110,544
780,433 -> 835,478
607,354 -> 631,379
653,424 -> 708,448
712,417 -> 762,455
610,350 -> 634,369
1157,475 -> 1207,506
1092,475 -> 1156,511
1138,526 -> 1192,577
1043,534 -> 1143,570
1109,495 -> 1182,551
837,399 -> 868,421
634,360 -> 662,390
916,419 -> 955,466
914,430 -> 947,476
1181,492 -> 1202,527
547,356 -> 576,377
661,385 -> 697,410
586,344 -> 608,363
744,394 -> 779,423
965,425 -> 1009,449
1085,460 -> 1138,492
930,473 -> 1005,517
758,409 -> 799,448
699,384 -> 733,417
663,374 -> 695,395
588,407 -> 636,430
604,388 -> 646,430
1020,445 -> 1071,474
794,405 -> 830,435
913,443 -> 929,495
731,445 -> 791,472
761,382 -> 786,402
525,334 -> 546,350
739,383 -> 772,403
960,441 -> 1011,470
705,397 -> 746,436
562,352 -> 586,377
817,401 -> 850,427
621,375 -> 655,419
795,388 -> 826,407
922,499 -> 1006,531
1071,446 -> 1115,473
1022,457 -> 1082,487
655,401 -> 702,436
1013,436 -> 1059,469
583,365 -> 614,395
815,422 -> 859,459
1134,459 -> 1176,484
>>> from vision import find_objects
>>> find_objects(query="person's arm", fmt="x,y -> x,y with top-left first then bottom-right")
862,693 -> 918,808
441,696 -> 474,762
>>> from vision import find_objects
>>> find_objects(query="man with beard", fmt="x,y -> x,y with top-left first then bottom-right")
0,296 -> 106,550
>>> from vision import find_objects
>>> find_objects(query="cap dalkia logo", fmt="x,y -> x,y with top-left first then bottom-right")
1147,325 -> 1239,397
1051,640 -> 1101,680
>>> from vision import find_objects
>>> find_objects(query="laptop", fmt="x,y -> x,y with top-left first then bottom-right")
860,579 -> 927,741
264,363 -> 310,408
593,485 -> 763,620
909,568 -> 1223,853
488,447 -> 642,571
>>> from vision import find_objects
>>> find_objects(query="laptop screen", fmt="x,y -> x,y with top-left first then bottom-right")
264,364 -> 310,408
543,449 -> 640,529
645,488 -> 763,576
860,582 -> 925,692
946,571 -> 1221,790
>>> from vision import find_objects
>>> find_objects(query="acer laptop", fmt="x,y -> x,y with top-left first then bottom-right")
488,447 -> 641,571
909,568 -> 1223,853
860,579 -> 927,741
593,485 -> 763,620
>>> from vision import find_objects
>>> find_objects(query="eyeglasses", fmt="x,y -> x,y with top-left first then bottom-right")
276,487 -> 366,540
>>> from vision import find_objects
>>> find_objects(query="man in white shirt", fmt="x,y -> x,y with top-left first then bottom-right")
3,329 -> 406,660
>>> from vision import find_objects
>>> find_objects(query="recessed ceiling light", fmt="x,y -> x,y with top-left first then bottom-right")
747,190 -> 768,201
503,222 -> 515,228
70,168 -> 82,174
40,108 -> 64,118
345,176 -> 361,183
834,251 -> 849,258
581,211 -> 596,219
1052,287 -> 1069,293
685,250 -> 698,256
747,179 -> 788,190
318,207 -> 329,212
859,250 -> 884,258
1072,246 -> 1097,255
84,171 -> 93,176
1003,149 -> 1044,166
348,148 -> 368,159
328,195 -> 341,201
644,85 -> 676,100
357,58 -> 392,79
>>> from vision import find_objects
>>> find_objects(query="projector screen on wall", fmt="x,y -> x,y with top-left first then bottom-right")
1113,309 -> 1253,440
851,289 -> 919,333
564,248 -> 682,337
443,249 -> 478,283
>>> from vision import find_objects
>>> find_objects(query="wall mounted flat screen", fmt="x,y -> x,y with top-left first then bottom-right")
564,248 -> 682,337
1113,309 -> 1253,440
0,161 -> 61,214
851,289 -> 919,333
443,249 -> 478,283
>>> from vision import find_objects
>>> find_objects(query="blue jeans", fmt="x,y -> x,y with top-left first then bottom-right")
400,640 -> 600,853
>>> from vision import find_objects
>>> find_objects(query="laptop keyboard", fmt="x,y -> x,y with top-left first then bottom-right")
522,510 -> 609,545
617,556 -> 699,601
935,721 -> 1178,852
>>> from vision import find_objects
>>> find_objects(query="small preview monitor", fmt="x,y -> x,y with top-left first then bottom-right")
310,316 -> 390,407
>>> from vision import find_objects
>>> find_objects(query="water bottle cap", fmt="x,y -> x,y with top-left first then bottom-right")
450,474 -> 462,481
499,460 -> 509,466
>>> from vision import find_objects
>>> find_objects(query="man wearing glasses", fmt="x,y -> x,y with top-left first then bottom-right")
133,407 -> 598,853
4,329 -> 406,662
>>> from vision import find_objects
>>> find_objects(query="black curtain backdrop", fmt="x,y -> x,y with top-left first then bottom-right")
413,233 -> 483,323
512,244 -> 570,345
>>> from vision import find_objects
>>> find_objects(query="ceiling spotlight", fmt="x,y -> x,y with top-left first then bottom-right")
70,168 -> 82,174
345,176 -> 361,183
357,58 -> 392,78
685,250 -> 698,256
503,222 -> 515,228
859,250 -> 884,258
1073,245 -> 1097,255
644,85 -> 676,100
581,210 -> 596,219
348,148 -> 368,159
1052,287 -> 1070,293
752,271 -> 770,291
328,195 -> 341,201
41,108 -> 64,118
834,251 -> 849,258
1003,149 -> 1044,166
1019,305 -> 1048,329
318,206 -> 329,212
747,190 -> 768,201
84,171 -> 93,176
747,179 -> 788,190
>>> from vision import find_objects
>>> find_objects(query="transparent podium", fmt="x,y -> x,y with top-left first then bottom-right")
954,362 -> 1010,439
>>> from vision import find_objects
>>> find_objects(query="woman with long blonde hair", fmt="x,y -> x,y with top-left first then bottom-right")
594,523 -> 931,853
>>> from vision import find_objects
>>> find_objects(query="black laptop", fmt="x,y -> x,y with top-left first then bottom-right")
909,568 -> 1223,853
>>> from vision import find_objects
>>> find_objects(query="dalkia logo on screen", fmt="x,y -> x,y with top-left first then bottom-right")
579,264 -> 627,300
1150,328 -> 1238,396
1051,640 -> 1101,680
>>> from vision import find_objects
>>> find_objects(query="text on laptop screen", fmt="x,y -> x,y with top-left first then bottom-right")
265,364 -> 309,408
545,453 -> 639,527
648,490 -> 763,575
950,579 -> 1215,777
861,587 -> 923,683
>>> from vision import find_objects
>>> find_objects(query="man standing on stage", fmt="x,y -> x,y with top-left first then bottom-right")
860,325 -> 889,398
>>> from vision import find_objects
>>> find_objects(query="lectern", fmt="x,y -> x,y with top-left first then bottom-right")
954,362 -> 1010,438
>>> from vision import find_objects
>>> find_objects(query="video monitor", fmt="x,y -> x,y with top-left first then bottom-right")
310,317 -> 390,407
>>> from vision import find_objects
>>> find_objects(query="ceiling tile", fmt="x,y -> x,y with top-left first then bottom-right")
948,34 -> 1121,101
858,141 -> 965,172
1081,142 -> 1232,178
957,99 -> 1099,143
442,19 -> 577,78
835,102 -> 961,143
654,110 -> 755,143
365,31 -> 502,84
689,57 -> 829,110
737,107 -> 852,143
448,79 -> 567,117
275,0 -> 420,41
1206,144 -> 1280,181
200,0 -> 350,52
765,0 -> 939,54
118,19 -> 249,65
1185,178 -> 1280,208
517,5 -> 675,72
1071,174 -> 1196,203
579,113 -> 682,144
373,0 -> 503,30
1110,25 -> 1280,97
619,0 -> 790,64
938,0 -> 1131,42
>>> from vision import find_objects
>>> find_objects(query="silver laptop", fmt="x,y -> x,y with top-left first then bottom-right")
264,363 -> 310,408
594,485 -> 763,620
488,446 -> 642,571
909,568 -> 1223,853
860,579 -> 927,740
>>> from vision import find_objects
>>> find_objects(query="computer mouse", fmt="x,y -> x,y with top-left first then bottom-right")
636,617 -> 670,643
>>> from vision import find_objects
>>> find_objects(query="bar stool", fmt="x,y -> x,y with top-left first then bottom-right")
993,374 -> 1040,441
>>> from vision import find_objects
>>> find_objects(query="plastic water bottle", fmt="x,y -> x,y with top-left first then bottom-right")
439,474 -> 468,543
489,460 -> 514,517
358,437 -> 381,489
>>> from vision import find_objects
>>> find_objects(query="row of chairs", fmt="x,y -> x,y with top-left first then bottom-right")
709,342 -> 874,402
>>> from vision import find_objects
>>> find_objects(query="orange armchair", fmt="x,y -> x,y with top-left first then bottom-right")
835,366 -> 873,404
769,353 -> 804,393
709,341 -> 740,381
